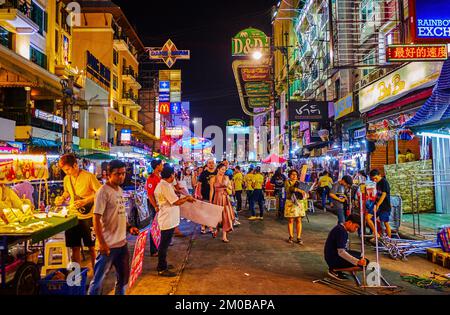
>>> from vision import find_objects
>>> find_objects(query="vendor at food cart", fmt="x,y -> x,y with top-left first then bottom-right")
0,184 -> 25,224
55,154 -> 102,273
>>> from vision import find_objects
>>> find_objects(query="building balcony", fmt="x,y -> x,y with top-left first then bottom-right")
0,0 -> 39,34
113,33 -> 139,60
122,92 -> 141,110
122,66 -> 142,90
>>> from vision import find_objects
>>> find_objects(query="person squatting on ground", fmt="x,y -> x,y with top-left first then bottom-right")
154,165 -> 196,277
328,175 -> 353,224
55,154 -> 102,273
366,169 -> 392,239
324,214 -> 368,281
270,167 -> 286,218
248,167 -> 265,221
284,169 -> 308,245
209,163 -> 236,243
88,160 -> 139,295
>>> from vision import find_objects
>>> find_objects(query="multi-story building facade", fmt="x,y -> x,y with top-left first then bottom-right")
0,0 -> 81,152
72,0 -> 157,156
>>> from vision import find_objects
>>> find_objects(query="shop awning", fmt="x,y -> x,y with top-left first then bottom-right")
262,153 -> 286,164
404,58 -> 450,129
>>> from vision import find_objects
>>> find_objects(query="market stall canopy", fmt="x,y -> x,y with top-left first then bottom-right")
262,153 -> 286,164
404,59 -> 450,131
80,153 -> 115,160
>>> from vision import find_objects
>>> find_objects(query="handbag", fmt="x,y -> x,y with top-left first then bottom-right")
150,213 -> 161,250
69,177 -> 93,215
292,195 -> 307,218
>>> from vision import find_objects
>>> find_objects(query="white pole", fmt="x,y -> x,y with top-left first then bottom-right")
359,190 -> 366,286
373,205 -> 381,286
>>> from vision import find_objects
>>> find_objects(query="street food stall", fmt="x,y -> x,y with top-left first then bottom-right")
0,154 -> 78,294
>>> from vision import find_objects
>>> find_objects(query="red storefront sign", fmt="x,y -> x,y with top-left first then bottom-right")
128,229 -> 149,289
159,102 -> 170,115
386,44 -> 448,62
241,67 -> 270,81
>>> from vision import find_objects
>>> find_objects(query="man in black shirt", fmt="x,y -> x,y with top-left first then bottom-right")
324,214 -> 368,280
367,169 -> 392,238
270,167 -> 287,218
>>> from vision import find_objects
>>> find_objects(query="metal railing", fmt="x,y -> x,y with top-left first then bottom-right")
122,92 -> 138,102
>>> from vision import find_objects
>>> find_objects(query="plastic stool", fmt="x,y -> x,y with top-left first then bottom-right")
265,197 -> 277,212
41,240 -> 70,277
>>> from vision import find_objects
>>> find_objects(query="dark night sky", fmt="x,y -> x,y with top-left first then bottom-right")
113,0 -> 275,129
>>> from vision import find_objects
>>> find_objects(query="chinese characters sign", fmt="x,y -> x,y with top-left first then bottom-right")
386,45 -> 448,62
288,101 -> 329,121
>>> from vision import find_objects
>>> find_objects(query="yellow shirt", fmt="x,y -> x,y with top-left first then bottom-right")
0,186 -> 24,210
63,170 -> 102,219
406,152 -> 415,162
233,172 -> 244,191
253,174 -> 265,190
244,173 -> 255,191
319,175 -> 333,189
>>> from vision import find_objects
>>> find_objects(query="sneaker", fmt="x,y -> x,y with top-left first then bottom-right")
287,237 -> 294,244
327,270 -> 348,281
248,216 -> 258,221
258,217 -> 264,221
296,238 -> 304,245
157,264 -> 175,271
169,240 -> 174,246
158,269 -> 177,277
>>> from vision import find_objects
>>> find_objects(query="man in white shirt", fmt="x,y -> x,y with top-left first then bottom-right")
88,160 -> 139,295
154,165 -> 195,277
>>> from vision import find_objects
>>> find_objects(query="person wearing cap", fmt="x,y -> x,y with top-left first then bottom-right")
146,159 -> 164,257
328,175 -> 353,224
249,167 -> 265,220
154,165 -> 196,277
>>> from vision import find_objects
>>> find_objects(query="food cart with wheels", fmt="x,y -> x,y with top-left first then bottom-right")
0,154 -> 78,294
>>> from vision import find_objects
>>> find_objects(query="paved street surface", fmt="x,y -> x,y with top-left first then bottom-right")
98,208 -> 449,295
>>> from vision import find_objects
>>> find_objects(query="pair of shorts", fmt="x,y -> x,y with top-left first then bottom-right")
65,218 -> 96,248
367,207 -> 391,223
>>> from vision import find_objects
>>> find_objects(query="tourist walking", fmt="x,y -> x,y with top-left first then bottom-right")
154,165 -> 196,277
233,166 -> 244,212
209,163 -> 235,243
88,160 -> 139,295
244,168 -> 255,210
270,167 -> 287,218
181,168 -> 195,195
328,175 -> 353,224
284,169 -> 308,245
249,167 -> 265,220
146,159 -> 164,257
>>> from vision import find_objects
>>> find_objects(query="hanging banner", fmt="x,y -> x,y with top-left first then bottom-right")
0,155 -> 49,183
128,229 -> 149,289
241,67 -> 270,81
232,28 -> 270,56
288,101 -> 329,121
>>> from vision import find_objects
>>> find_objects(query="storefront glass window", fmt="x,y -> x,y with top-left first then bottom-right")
0,26 -> 10,49
30,46 -> 48,69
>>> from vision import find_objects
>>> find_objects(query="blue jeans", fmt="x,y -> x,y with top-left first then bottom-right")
275,190 -> 285,215
320,187 -> 331,208
88,244 -> 130,295
246,190 -> 253,209
250,189 -> 264,217
337,207 -> 345,224
158,228 -> 175,271
149,205 -> 158,255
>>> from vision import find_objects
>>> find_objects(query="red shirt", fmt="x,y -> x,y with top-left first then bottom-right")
146,173 -> 161,197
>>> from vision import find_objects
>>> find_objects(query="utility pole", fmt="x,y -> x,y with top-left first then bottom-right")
60,75 -> 75,154
284,31 -> 293,161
